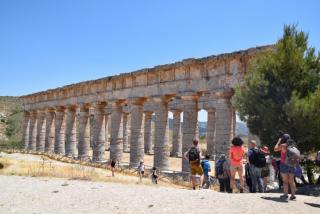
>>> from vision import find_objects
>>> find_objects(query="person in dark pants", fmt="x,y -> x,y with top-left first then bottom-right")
216,154 -> 232,193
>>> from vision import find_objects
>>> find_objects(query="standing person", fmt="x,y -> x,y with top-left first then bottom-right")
274,134 -> 297,201
261,146 -> 271,192
151,167 -> 159,184
216,154 -> 231,192
201,154 -> 211,189
247,140 -> 265,193
184,139 -> 203,190
229,137 -> 246,193
137,161 -> 145,183
110,159 -> 116,177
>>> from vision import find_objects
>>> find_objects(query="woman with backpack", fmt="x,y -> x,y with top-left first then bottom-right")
229,137 -> 246,193
274,134 -> 298,201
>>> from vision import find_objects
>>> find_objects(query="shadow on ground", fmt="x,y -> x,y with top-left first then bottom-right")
304,202 -> 320,208
260,196 -> 288,203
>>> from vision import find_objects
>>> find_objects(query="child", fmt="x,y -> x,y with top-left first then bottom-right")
138,161 -> 145,183
151,167 -> 159,184
201,154 -> 211,189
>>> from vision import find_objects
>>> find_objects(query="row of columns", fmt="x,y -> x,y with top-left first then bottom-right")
22,97 -> 235,171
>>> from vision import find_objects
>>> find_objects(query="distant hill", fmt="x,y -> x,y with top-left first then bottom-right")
0,96 -> 23,144
168,119 -> 249,137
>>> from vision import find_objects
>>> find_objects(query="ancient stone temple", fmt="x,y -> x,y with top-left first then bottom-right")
21,45 -> 272,172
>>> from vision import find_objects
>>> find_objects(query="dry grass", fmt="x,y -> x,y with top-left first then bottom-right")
0,150 -> 189,189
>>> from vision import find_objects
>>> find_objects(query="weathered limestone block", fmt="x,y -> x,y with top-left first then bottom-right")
45,109 -> 55,153
78,105 -> 91,160
171,110 -> 182,157
22,112 -> 30,150
144,111 -> 153,154
129,98 -> 146,167
215,98 -> 234,157
92,103 -> 106,162
54,107 -> 66,155
181,97 -> 199,173
36,111 -> 46,152
110,101 -> 124,162
65,107 -> 77,157
206,108 -> 216,159
153,97 -> 170,170
122,112 -> 129,152
28,111 -> 37,150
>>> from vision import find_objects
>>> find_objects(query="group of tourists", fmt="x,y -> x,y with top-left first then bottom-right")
184,133 -> 301,201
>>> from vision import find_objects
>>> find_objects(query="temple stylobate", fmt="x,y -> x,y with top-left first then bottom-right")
20,45 -> 272,172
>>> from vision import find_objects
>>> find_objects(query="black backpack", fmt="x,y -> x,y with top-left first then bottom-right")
250,148 -> 266,168
188,147 -> 200,161
215,159 -> 225,177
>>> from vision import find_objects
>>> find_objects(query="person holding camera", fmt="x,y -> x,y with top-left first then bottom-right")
274,134 -> 297,201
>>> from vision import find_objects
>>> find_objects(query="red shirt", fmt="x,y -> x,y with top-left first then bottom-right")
280,144 -> 287,164
229,145 -> 245,166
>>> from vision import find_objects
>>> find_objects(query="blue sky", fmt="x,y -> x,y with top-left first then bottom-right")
0,0 -> 319,121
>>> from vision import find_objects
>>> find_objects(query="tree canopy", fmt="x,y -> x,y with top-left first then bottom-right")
234,25 -> 320,152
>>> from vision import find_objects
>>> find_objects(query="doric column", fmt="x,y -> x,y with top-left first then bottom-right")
92,103 -> 106,162
28,111 -> 37,150
215,98 -> 234,157
144,111 -> 153,154
54,107 -> 66,155
105,113 -> 111,150
45,109 -> 55,153
153,96 -> 171,170
129,98 -> 146,167
206,108 -> 216,158
22,112 -> 30,150
171,110 -> 182,157
181,95 -> 199,173
122,112 -> 129,152
65,106 -> 77,157
36,110 -> 46,152
77,104 -> 90,160
110,100 -> 124,162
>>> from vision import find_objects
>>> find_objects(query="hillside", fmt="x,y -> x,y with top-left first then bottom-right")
0,96 -> 23,144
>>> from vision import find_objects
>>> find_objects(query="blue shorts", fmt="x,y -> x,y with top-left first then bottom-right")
280,164 -> 295,174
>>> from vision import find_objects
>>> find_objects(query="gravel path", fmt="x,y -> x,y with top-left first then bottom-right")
0,175 -> 319,214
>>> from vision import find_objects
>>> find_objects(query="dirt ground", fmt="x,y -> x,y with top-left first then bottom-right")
0,175 -> 319,214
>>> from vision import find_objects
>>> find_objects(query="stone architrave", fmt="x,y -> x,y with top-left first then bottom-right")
77,105 -> 91,161
129,98 -> 146,167
109,100 -> 124,163
28,111 -> 37,150
65,107 -> 77,157
144,111 -> 153,154
206,108 -> 216,159
36,110 -> 46,152
122,112 -> 129,152
45,109 -> 55,153
171,110 -> 182,157
153,96 -> 171,170
22,112 -> 30,150
54,107 -> 66,155
181,95 -> 199,173
92,103 -> 106,162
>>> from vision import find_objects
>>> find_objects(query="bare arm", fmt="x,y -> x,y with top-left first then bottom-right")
274,138 -> 282,152
183,149 -> 190,161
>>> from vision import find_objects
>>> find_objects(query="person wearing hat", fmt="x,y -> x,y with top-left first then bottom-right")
260,146 -> 271,192
247,140 -> 264,193
274,134 -> 296,201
